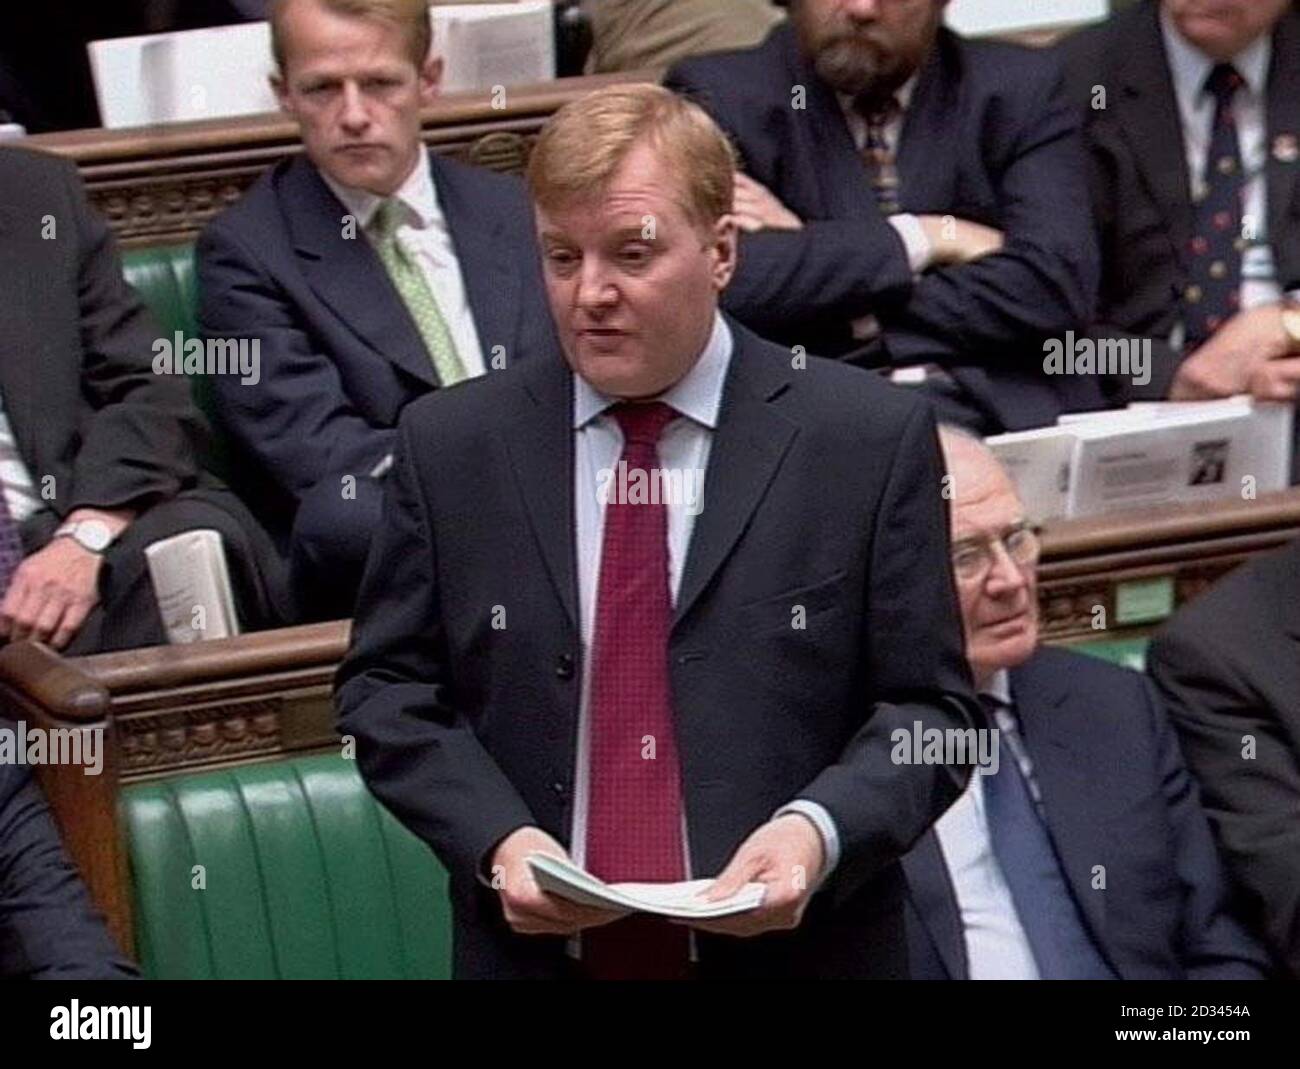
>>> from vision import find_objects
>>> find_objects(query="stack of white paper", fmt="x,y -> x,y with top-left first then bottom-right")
527,853 -> 766,919
89,3 -> 556,129
432,1 -> 555,93
144,529 -> 242,644
946,0 -> 1107,36
89,23 -> 277,128
985,397 -> 1294,521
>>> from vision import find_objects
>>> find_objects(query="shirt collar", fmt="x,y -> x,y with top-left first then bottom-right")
981,668 -> 1012,708
1160,8 -> 1271,103
320,148 -> 441,231
572,312 -> 734,431
837,72 -> 918,125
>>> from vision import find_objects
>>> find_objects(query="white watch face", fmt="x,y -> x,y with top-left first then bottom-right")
72,520 -> 113,553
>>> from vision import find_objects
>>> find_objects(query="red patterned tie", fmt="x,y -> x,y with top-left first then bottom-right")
582,401 -> 691,979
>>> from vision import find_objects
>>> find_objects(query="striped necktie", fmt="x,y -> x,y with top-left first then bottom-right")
858,95 -> 903,216
369,198 -> 468,387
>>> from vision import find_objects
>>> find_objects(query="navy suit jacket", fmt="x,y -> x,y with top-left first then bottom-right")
1060,1 -> 1300,402
197,150 -> 553,523
336,318 -> 981,979
902,647 -> 1269,980
0,754 -> 137,979
666,24 -> 1102,432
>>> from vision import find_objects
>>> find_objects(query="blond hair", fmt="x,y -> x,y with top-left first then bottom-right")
527,84 -> 736,231
270,0 -> 432,72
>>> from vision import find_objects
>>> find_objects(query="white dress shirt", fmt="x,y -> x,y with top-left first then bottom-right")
567,313 -> 840,936
0,404 -> 41,524
321,151 -> 487,378
932,668 -> 1040,980
1160,12 -> 1293,349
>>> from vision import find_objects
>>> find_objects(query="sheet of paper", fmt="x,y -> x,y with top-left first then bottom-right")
527,853 -> 766,919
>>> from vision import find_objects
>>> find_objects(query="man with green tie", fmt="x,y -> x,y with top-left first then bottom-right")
198,0 -> 554,618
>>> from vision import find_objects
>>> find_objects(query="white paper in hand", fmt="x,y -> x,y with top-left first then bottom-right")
526,853 -> 766,919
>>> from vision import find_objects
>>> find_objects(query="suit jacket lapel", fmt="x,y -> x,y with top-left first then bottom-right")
1117,4 -> 1195,261
900,832 -> 967,980
0,206 -> 41,470
432,155 -> 521,361
504,355 -> 578,631
896,33 -> 960,211
1010,654 -> 1125,977
673,324 -> 798,626
1266,12 -> 1300,281
282,155 -> 438,387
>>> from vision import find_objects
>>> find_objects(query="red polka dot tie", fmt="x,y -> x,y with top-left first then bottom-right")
582,401 -> 691,979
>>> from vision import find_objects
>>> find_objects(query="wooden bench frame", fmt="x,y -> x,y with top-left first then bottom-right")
19,71 -> 654,248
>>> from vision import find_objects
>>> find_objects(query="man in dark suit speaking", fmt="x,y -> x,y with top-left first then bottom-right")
664,0 -> 1099,434
337,84 -> 980,979
199,0 -> 552,618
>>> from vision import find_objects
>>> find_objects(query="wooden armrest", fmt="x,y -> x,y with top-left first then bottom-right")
70,620 -> 351,695
1040,488 -> 1300,560
0,640 -> 109,723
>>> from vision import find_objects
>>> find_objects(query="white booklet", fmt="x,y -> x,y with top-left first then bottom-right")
987,396 -> 1293,521
527,853 -> 766,919
144,529 -> 241,644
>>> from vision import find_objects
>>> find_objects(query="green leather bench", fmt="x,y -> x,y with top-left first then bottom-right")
121,753 -> 452,979
122,244 -> 238,482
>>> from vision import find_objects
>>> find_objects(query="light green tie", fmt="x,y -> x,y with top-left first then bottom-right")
369,198 -> 468,387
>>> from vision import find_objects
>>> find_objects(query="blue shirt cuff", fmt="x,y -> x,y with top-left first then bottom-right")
773,800 -> 841,886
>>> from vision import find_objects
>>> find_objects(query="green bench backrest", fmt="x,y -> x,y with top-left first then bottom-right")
120,753 -> 452,979
120,243 -> 248,499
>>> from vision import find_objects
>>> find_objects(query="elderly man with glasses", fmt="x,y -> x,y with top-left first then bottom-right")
899,426 -> 1268,980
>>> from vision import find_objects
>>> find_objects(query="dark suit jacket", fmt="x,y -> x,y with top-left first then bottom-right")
1149,539 -> 1300,976
903,646 -> 1268,980
0,752 -> 137,979
0,146 -> 209,528
197,150 -> 553,518
666,24 -> 1101,432
336,319 -> 981,979
1060,1 -> 1300,400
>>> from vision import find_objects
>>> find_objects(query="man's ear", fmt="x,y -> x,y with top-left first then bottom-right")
270,72 -> 292,117
711,214 -> 739,292
418,55 -> 443,106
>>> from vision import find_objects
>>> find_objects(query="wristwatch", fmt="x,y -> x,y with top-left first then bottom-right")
1283,306 -> 1300,352
54,519 -> 115,554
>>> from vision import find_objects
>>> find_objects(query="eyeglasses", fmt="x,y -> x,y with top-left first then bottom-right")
950,522 -> 1041,583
